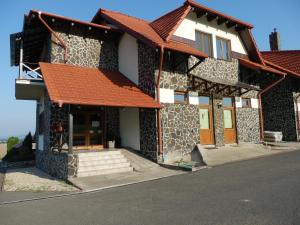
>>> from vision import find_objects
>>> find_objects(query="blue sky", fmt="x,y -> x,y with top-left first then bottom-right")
0,0 -> 299,138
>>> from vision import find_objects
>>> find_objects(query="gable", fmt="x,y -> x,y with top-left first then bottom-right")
173,12 -> 248,56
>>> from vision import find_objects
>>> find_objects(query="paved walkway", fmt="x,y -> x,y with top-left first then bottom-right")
202,142 -> 300,167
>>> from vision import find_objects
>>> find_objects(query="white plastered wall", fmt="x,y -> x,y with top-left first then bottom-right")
38,93 -> 45,151
119,108 -> 140,150
118,33 -> 139,85
174,12 -> 248,57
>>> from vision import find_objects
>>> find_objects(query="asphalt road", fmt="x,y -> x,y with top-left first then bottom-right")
0,151 -> 300,225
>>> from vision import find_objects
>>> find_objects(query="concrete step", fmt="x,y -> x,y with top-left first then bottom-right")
78,158 -> 128,167
78,154 -> 126,162
77,166 -> 134,178
77,151 -> 122,157
77,162 -> 131,172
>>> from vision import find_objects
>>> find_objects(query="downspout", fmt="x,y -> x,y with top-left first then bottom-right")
257,74 -> 286,141
37,11 -> 68,63
295,94 -> 300,140
156,46 -> 164,160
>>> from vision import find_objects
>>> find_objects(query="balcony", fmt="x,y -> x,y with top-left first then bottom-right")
15,62 -> 45,100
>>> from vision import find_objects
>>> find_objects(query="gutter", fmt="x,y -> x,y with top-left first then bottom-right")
156,46 -> 164,159
37,11 -> 68,63
296,94 -> 300,140
257,74 -> 286,140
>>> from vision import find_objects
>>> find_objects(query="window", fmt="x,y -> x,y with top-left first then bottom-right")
216,37 -> 231,61
174,91 -> 188,104
196,31 -> 213,57
223,97 -> 233,107
198,96 -> 210,105
242,98 -> 251,108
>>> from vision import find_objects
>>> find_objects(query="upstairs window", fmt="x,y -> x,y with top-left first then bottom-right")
242,98 -> 252,108
174,91 -> 188,104
196,31 -> 213,57
217,37 -> 231,61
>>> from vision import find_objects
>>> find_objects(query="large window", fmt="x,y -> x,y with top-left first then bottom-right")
196,31 -> 213,57
216,37 -> 231,61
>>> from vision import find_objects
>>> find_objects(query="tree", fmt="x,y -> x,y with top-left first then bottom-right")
7,136 -> 19,152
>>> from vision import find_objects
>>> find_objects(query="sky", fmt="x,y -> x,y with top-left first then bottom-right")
0,0 -> 299,138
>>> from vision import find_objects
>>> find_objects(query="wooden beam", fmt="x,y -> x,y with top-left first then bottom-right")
207,14 -> 217,22
217,18 -> 227,26
226,21 -> 236,29
187,58 -> 203,74
235,25 -> 245,32
196,10 -> 207,18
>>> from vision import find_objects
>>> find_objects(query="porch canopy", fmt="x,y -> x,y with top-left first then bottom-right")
39,62 -> 161,108
190,73 -> 260,96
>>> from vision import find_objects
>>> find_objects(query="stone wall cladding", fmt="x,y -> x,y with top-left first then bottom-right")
137,43 -> 158,161
236,108 -> 260,143
139,109 -> 157,161
36,150 -> 68,180
212,95 -> 225,146
138,42 -> 158,98
51,27 -> 118,70
189,57 -> 239,82
161,103 -> 199,161
262,77 -> 299,141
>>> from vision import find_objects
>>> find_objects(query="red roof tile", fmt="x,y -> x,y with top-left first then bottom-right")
261,50 -> 300,77
39,63 -> 161,108
150,5 -> 191,41
238,58 -> 286,76
99,9 -> 207,58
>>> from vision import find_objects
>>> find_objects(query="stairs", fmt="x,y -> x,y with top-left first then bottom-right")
76,150 -> 134,177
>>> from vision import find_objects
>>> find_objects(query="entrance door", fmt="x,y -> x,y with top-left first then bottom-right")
73,112 -> 104,150
199,96 -> 214,145
223,97 -> 237,144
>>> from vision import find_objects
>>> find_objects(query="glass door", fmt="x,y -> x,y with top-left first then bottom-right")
199,96 -> 214,145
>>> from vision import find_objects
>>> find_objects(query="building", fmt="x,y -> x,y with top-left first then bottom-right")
261,33 -> 300,141
10,0 -> 285,179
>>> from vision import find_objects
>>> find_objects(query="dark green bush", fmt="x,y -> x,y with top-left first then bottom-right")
7,136 -> 19,152
3,132 -> 35,162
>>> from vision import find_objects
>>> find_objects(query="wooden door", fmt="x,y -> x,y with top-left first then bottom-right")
73,112 -> 104,150
199,96 -> 214,145
223,97 -> 237,144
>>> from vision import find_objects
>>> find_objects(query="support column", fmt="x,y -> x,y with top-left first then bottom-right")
68,113 -> 73,153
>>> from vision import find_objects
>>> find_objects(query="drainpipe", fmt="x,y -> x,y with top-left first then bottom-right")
295,94 -> 300,140
156,46 -> 164,159
257,74 -> 286,141
37,11 -> 68,63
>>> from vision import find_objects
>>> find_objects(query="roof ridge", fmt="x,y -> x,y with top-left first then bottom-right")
101,8 -> 150,23
151,4 -> 188,24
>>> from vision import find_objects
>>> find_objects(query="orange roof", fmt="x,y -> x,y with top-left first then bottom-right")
98,9 -> 207,58
238,58 -> 286,76
150,4 -> 191,41
39,63 -> 161,108
261,50 -> 300,78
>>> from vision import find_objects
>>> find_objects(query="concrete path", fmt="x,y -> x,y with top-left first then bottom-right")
202,142 -> 300,167
69,149 -> 185,190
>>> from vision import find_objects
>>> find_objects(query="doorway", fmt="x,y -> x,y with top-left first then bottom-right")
199,96 -> 214,145
223,97 -> 237,144
73,111 -> 104,150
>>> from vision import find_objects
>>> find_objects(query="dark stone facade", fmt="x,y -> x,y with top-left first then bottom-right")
161,103 -> 199,161
50,27 -> 118,70
262,77 -> 300,141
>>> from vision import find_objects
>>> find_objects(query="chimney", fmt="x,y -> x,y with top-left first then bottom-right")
269,28 -> 281,51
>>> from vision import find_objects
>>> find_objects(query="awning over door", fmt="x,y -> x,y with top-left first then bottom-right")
39,62 -> 161,108
190,73 -> 260,96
